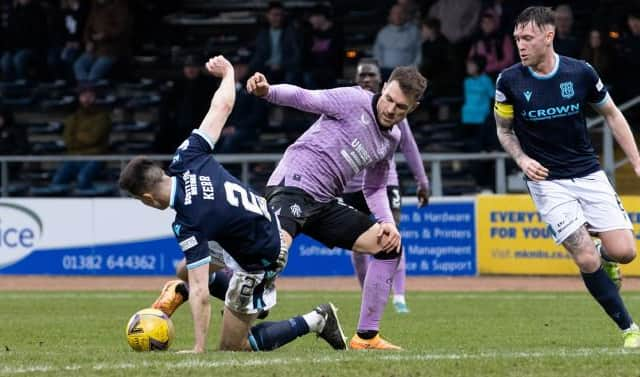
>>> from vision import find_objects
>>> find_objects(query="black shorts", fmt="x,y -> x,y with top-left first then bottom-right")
341,186 -> 401,223
264,186 -> 375,249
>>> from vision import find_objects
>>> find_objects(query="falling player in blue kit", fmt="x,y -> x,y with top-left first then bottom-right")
494,7 -> 640,348
119,55 -> 346,353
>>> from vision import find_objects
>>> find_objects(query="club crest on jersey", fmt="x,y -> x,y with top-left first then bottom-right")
560,81 -> 574,99
523,90 -> 532,102
289,203 -> 302,218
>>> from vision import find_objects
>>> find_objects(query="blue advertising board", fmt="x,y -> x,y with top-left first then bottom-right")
283,198 -> 476,276
0,198 -> 476,276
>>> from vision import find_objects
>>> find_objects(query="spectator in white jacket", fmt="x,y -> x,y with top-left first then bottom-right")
373,4 -> 422,80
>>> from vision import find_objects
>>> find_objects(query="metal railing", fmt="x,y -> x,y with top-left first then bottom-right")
586,95 -> 640,184
5,95 -> 637,198
0,152 -> 511,197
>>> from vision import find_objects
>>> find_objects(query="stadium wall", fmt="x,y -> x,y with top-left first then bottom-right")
0,196 -> 637,276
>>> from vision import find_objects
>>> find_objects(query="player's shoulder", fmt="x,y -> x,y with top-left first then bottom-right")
345,85 -> 374,100
169,130 -> 216,173
557,55 -> 598,78
497,62 -> 526,83
396,118 -> 410,133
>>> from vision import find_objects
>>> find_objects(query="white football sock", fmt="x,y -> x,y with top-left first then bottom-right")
302,310 -> 326,333
393,294 -> 406,305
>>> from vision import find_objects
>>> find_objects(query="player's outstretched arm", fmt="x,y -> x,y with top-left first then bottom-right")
594,98 -> 640,177
398,120 -> 430,207
247,72 -> 353,118
185,263 -> 212,353
363,160 -> 401,252
198,55 -> 236,145
494,111 -> 548,181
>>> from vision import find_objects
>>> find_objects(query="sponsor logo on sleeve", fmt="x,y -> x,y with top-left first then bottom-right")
179,236 -> 198,251
495,89 -> 506,102
596,79 -> 604,92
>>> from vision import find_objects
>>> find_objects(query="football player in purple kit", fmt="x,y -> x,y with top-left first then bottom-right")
344,58 -> 430,314
247,64 -> 427,350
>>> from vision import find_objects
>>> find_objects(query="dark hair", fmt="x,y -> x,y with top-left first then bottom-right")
310,4 -> 331,18
0,105 -> 14,127
629,6 -> 640,20
515,6 -> 555,30
357,57 -> 379,67
468,55 -> 487,73
421,17 -> 441,32
267,1 -> 283,11
118,156 -> 164,196
388,66 -> 427,102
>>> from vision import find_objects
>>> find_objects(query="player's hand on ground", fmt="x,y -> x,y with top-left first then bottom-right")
246,73 -> 270,97
417,187 -> 430,208
377,222 -> 401,252
205,55 -> 233,78
518,156 -> 549,181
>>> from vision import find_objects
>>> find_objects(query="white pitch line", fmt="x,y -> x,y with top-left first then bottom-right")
4,292 -> 640,301
0,347 -> 636,375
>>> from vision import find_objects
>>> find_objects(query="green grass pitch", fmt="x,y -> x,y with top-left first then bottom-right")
1,290 -> 639,376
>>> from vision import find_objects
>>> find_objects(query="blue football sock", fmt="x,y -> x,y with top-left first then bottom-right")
208,270 -> 230,301
582,267 -> 633,330
248,316 -> 310,351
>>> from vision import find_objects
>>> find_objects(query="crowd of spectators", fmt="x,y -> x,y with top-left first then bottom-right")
0,0 -> 639,194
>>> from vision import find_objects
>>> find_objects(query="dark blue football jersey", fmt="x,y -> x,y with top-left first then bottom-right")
169,130 -> 281,272
495,54 -> 609,179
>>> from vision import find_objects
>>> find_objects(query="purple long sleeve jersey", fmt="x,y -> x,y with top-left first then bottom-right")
343,119 -> 429,194
265,84 -> 401,223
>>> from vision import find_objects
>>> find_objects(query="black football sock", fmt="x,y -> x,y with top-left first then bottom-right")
582,267 -> 633,330
248,316 -> 310,351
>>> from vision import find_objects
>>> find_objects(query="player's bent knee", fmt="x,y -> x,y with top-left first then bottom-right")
618,247 -> 636,264
219,338 -> 249,351
575,253 -> 600,272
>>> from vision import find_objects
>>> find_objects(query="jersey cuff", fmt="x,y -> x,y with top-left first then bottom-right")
494,102 -> 514,119
591,93 -> 610,108
169,176 -> 177,208
192,129 -> 216,151
187,256 -> 212,270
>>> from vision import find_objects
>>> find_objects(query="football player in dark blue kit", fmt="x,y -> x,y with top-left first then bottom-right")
494,7 -> 640,348
119,55 -> 346,353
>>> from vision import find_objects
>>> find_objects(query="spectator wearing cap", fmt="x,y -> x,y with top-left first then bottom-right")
301,4 -> 343,89
373,3 -> 422,80
248,1 -> 301,84
38,82 -> 112,194
467,9 -> 514,78
154,55 -> 217,153
217,49 -> 269,153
